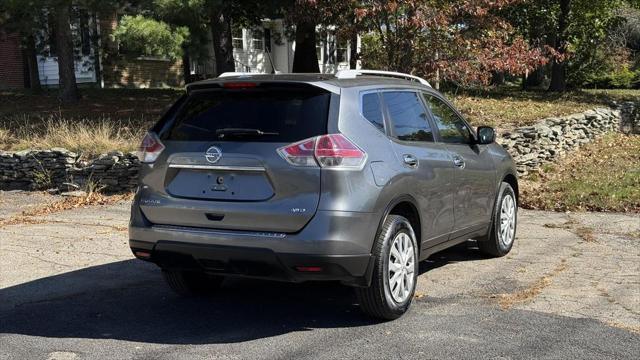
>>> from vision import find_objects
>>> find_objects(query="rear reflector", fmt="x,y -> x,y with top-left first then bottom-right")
277,134 -> 366,169
135,251 -> 151,259
295,266 -> 323,272
137,132 -> 165,163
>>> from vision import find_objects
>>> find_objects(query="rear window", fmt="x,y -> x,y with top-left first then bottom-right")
163,86 -> 330,142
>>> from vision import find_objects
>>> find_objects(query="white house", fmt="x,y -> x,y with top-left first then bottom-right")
192,19 -> 360,77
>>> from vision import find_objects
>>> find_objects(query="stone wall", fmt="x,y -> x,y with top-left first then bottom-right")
499,108 -> 620,176
0,149 -> 139,192
618,101 -> 640,135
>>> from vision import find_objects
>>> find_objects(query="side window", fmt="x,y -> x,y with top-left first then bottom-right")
424,95 -> 472,144
382,91 -> 434,142
361,93 -> 385,132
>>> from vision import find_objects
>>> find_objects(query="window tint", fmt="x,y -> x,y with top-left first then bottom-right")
165,88 -> 329,142
382,91 -> 433,142
424,95 -> 472,144
361,93 -> 384,132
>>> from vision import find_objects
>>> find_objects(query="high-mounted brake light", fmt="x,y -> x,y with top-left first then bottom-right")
222,82 -> 257,89
137,132 -> 165,163
277,134 -> 366,169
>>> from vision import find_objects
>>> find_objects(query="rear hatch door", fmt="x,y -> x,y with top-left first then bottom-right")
140,82 -> 332,233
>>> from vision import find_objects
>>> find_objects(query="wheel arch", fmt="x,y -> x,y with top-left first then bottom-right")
502,172 -> 519,205
374,195 -> 422,254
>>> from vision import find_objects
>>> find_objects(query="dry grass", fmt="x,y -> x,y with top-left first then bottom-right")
0,88 -> 180,156
448,88 -> 640,129
521,133 -> 640,212
0,116 -> 145,158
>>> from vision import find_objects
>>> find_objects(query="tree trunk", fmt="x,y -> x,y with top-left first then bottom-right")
548,0 -> 571,92
524,66 -> 545,89
491,72 -> 505,86
349,31 -> 358,70
91,12 -> 102,88
292,20 -> 320,73
182,47 -> 192,84
24,33 -> 41,92
54,4 -> 79,103
210,10 -> 235,76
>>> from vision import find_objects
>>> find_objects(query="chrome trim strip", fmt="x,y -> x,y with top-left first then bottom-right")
153,224 -> 287,238
168,164 -> 266,171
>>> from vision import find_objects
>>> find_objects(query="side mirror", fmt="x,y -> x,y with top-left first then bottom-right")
477,126 -> 495,144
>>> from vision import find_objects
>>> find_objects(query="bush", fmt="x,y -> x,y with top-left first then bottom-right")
585,64 -> 639,89
112,15 -> 188,60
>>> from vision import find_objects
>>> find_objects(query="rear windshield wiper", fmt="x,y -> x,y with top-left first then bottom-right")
215,128 -> 280,139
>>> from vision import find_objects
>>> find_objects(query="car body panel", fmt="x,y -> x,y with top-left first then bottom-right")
129,73 -> 518,286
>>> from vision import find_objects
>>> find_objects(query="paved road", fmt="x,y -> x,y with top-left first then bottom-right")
0,192 -> 639,359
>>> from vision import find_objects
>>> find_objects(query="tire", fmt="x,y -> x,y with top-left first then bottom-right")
356,215 -> 419,320
162,270 -> 224,296
478,182 -> 517,257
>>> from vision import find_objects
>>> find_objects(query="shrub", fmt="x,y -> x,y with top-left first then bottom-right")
112,15 -> 189,60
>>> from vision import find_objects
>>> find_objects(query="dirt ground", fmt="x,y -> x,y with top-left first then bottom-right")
0,191 -> 638,359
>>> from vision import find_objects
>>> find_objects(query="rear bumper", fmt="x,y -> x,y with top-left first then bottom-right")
129,209 -> 380,287
130,239 -> 374,286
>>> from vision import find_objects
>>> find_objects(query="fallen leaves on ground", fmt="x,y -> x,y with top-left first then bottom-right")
520,133 -> 640,213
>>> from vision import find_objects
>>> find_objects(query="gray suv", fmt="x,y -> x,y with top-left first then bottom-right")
129,70 -> 518,320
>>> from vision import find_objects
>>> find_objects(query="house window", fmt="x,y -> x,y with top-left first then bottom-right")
336,37 -> 348,63
251,29 -> 264,51
232,27 -> 244,50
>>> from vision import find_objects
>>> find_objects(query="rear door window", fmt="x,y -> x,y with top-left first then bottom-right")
361,93 -> 385,132
382,91 -> 434,142
163,86 -> 330,142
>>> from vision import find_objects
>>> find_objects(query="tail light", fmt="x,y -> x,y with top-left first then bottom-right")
278,134 -> 366,169
137,132 -> 165,163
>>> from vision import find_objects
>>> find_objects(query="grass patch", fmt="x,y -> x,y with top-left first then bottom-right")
0,88 -> 181,156
1,117 -> 145,158
521,133 -> 640,212
447,88 -> 640,128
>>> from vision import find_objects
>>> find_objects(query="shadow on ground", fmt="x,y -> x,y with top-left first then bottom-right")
0,242 -> 486,345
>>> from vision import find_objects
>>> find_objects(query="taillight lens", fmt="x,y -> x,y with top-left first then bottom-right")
137,132 -> 165,163
277,137 -> 317,167
277,134 -> 366,169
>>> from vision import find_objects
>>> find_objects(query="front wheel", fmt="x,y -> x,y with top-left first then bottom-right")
356,215 -> 419,320
478,182 -> 517,257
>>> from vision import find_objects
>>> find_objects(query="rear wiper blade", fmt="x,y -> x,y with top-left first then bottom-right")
215,128 -> 279,139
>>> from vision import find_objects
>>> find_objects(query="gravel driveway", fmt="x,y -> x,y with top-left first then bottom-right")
0,191 -> 638,359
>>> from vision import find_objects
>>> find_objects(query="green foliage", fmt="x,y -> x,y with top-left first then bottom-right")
585,63 -> 639,88
112,15 -> 189,60
360,33 -> 386,70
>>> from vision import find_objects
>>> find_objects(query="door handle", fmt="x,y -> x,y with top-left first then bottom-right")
403,154 -> 418,168
452,154 -> 465,169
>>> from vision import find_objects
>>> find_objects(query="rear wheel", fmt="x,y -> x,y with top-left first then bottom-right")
162,270 -> 224,296
356,215 -> 418,320
478,182 -> 517,257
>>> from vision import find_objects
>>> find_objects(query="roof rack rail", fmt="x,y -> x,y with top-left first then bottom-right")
334,69 -> 431,87
218,72 -> 253,78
